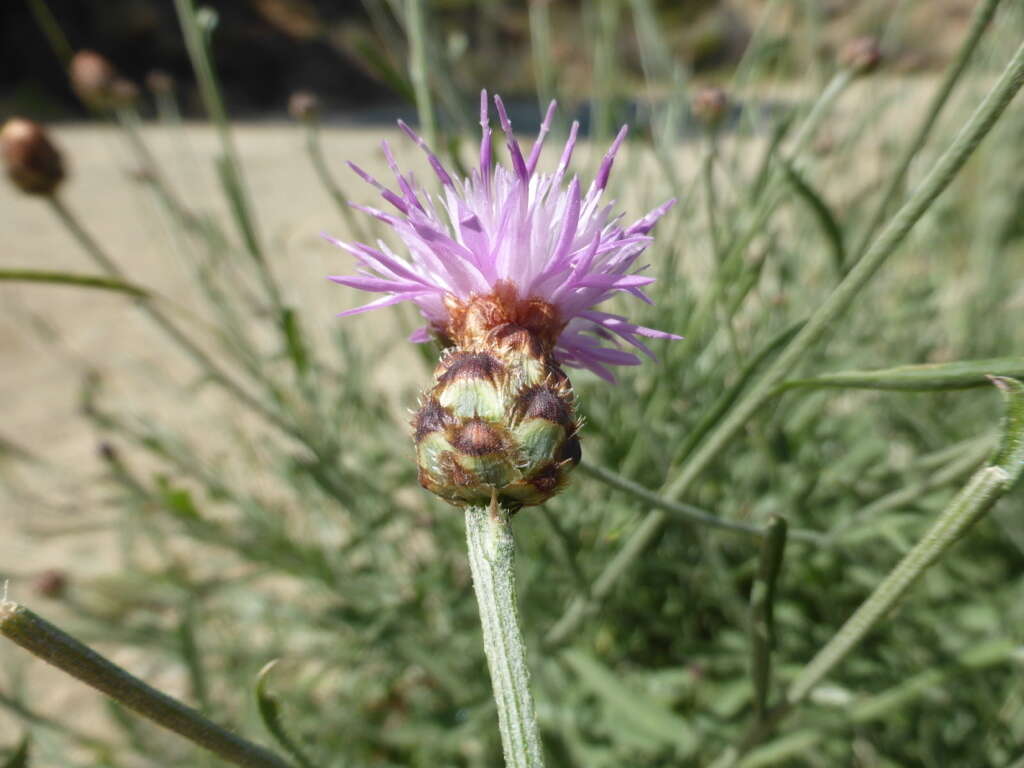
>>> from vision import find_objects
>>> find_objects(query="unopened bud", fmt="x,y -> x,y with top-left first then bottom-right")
691,86 -> 729,129
839,37 -> 882,75
288,90 -> 320,123
109,77 -> 140,108
145,69 -> 175,95
33,569 -> 69,599
1,118 -> 65,196
70,50 -> 118,109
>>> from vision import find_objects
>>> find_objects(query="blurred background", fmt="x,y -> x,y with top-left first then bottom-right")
1,0 -> 986,119
2,1 -> 1024,767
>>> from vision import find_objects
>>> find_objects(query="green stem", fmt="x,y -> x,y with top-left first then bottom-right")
578,461 -> 821,541
46,195 -> 295,439
548,39 -> 1024,646
405,0 -> 437,149
0,602 -> 293,768
173,0 -> 282,310
304,122 -> 365,240
849,0 -> 1004,265
465,504 -> 545,768
0,269 -> 148,297
25,0 -> 73,65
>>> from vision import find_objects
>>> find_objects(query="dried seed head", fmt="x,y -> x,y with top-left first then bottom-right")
1,118 -> 65,196
70,50 -> 118,109
288,90 -> 320,122
839,37 -> 882,75
691,86 -> 729,128
145,69 -> 175,95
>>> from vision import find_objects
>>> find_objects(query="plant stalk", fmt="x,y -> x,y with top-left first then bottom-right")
465,502 -> 545,768
0,601 -> 293,768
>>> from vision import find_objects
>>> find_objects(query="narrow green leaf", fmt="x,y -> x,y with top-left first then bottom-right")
255,661 -> 320,768
281,308 -> 309,377
2,735 -> 29,768
352,37 -> 417,104
154,478 -> 201,521
750,516 -> 788,719
563,650 -> 697,756
0,269 -> 148,298
780,158 -> 846,275
779,357 -> 1024,393
672,320 -> 806,467
989,376 -> 1024,484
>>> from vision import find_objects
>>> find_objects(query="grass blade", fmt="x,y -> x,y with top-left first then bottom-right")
0,269 -> 149,298
779,158 -> 846,275
779,357 -> 1024,392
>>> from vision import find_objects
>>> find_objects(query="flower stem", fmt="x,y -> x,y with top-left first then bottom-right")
0,601 -> 293,768
849,0 -> 1004,265
405,0 -> 437,150
465,502 -> 545,768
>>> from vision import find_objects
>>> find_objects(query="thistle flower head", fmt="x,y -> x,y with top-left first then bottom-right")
328,93 -> 680,509
328,91 -> 680,382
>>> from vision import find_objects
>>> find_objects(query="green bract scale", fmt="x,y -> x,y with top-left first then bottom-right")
414,320 -> 581,510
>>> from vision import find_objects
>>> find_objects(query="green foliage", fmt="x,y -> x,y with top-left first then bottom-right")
3,2 -> 1024,767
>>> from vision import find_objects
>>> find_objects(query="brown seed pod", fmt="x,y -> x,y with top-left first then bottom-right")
70,49 -> 119,109
839,37 -> 883,75
288,90 -> 320,122
1,118 -> 65,196
691,86 -> 729,129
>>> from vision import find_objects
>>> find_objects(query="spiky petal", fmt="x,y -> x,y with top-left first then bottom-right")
328,91 -> 680,382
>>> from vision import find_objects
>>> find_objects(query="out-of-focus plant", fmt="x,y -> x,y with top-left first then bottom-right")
2,0 -> 1024,766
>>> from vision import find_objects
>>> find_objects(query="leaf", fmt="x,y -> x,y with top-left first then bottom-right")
0,268 -> 148,298
352,37 -> 417,104
779,357 -> 1024,393
256,660 -> 320,768
154,477 -> 201,520
563,650 -> 697,757
281,308 -> 309,377
780,158 -> 847,275
988,376 -> 1024,486
2,735 -> 29,768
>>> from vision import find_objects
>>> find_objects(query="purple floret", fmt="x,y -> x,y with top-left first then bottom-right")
327,90 -> 680,382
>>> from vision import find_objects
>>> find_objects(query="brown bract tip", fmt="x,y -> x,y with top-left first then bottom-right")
1,118 -> 65,196
70,50 -> 118,109
443,280 -> 563,351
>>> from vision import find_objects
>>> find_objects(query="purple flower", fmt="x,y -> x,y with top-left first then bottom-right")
327,91 -> 680,382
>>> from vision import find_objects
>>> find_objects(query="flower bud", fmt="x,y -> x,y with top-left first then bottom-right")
839,37 -> 882,75
1,118 -> 65,196
413,303 -> 581,510
691,86 -> 729,129
145,69 -> 175,95
70,49 -> 118,109
109,77 -> 140,108
33,569 -> 69,599
288,90 -> 320,122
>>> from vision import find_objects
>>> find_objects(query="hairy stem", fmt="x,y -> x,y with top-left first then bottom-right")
465,503 -> 545,768
0,601 -> 293,768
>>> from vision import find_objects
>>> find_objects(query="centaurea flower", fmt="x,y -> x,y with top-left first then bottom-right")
329,92 -> 679,508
